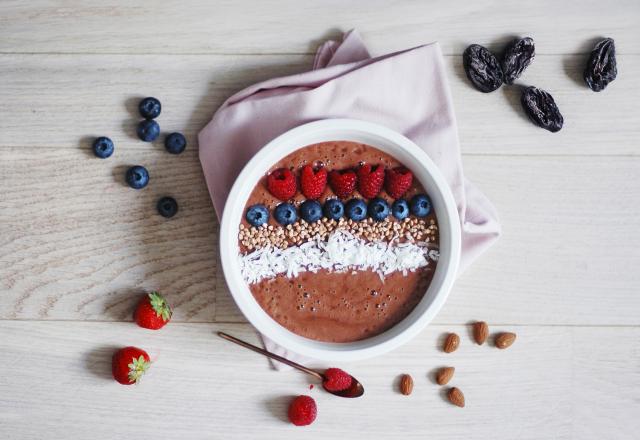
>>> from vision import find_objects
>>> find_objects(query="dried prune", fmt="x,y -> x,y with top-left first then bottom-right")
584,38 -> 617,92
520,86 -> 563,133
502,37 -> 535,84
463,44 -> 503,93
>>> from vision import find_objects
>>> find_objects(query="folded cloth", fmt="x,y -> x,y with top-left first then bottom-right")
199,30 -> 501,368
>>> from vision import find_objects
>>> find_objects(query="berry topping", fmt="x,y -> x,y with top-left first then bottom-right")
391,199 -> 410,220
357,164 -> 385,199
328,169 -> 357,199
300,165 -> 327,199
112,346 -> 151,385
164,132 -> 187,154
367,197 -> 390,222
345,198 -> 367,222
138,97 -> 161,119
299,200 -> 322,223
126,165 -> 149,189
410,194 -> 432,217
267,168 -> 297,201
385,167 -> 413,199
136,119 -> 160,142
92,136 -> 114,159
288,395 -> 317,426
274,203 -> 297,225
245,204 -> 269,227
157,196 -> 178,218
323,199 -> 344,221
134,291 -> 172,330
323,368 -> 353,392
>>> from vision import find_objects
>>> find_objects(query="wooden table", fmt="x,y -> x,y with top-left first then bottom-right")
1,1 -> 639,438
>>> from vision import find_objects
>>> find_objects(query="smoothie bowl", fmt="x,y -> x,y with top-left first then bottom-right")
220,119 -> 461,362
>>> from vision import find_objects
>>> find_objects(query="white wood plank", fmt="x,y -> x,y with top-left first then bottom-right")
0,53 -> 638,156
217,155 -> 640,325
3,148 -> 638,325
0,147 -> 218,322
0,321 -> 637,440
1,0 -> 639,55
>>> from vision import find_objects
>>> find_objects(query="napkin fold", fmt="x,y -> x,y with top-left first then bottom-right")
199,30 -> 501,368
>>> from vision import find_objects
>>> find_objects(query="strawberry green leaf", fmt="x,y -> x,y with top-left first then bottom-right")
128,355 -> 151,384
148,291 -> 172,322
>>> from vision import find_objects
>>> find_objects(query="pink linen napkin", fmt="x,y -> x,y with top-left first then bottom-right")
199,30 -> 501,367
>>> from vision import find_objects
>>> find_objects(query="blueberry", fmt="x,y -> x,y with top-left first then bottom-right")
92,136 -> 114,158
345,198 -> 367,222
367,198 -> 390,222
165,132 -> 187,154
126,165 -> 149,189
137,119 -> 160,142
139,97 -> 161,119
410,194 -> 432,217
273,203 -> 297,225
157,196 -> 178,218
323,199 -> 344,221
391,199 -> 410,220
299,200 -> 322,223
245,204 -> 269,227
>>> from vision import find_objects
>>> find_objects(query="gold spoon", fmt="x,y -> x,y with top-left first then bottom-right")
217,332 -> 365,398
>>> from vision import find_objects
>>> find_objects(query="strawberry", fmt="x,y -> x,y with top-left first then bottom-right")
112,346 -> 150,385
134,291 -> 172,330
300,165 -> 327,199
357,164 -> 385,199
328,169 -> 357,199
385,167 -> 413,199
267,168 -> 297,201
288,395 -> 317,426
323,368 -> 353,392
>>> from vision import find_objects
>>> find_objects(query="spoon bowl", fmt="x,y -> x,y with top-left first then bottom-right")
323,375 -> 364,398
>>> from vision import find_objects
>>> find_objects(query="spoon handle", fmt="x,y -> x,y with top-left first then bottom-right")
217,332 -> 324,381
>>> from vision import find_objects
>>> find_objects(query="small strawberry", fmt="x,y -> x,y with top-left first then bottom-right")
134,291 -> 172,330
357,164 -> 385,199
112,346 -> 150,385
328,169 -> 357,199
300,165 -> 327,199
385,167 -> 413,199
323,368 -> 353,392
288,395 -> 317,426
267,168 -> 297,201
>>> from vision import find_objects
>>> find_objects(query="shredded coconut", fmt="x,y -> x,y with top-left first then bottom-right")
239,229 -> 439,284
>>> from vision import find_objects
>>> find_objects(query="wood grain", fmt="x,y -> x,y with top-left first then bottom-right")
1,0 -> 639,55
1,54 -> 639,156
0,321 -> 637,440
217,155 -> 640,325
2,148 -> 639,324
0,147 -> 218,321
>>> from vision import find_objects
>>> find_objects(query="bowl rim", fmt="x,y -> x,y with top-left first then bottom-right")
219,118 -> 461,361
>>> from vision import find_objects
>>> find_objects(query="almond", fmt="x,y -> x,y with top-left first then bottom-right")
472,321 -> 489,345
400,374 -> 414,395
436,367 -> 455,385
495,332 -> 517,349
448,387 -> 465,407
443,333 -> 460,353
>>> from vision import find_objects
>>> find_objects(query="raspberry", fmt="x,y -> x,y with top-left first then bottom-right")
267,168 -> 296,201
328,169 -> 357,199
385,167 -> 413,199
357,164 -> 385,199
288,395 -> 317,426
322,368 -> 352,392
300,165 -> 327,199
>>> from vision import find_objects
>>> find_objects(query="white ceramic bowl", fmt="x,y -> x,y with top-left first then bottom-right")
220,119 -> 461,362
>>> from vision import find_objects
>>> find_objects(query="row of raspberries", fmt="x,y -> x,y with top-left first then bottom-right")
267,164 -> 413,201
